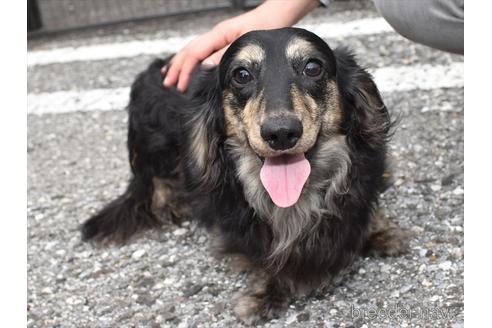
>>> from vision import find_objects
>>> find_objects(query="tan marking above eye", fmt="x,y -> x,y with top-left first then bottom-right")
235,43 -> 266,64
285,37 -> 316,61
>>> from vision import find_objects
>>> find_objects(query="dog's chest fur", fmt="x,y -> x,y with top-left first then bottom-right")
225,133 -> 352,272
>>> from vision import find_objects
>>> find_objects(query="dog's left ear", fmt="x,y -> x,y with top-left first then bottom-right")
182,68 -> 227,192
335,48 -> 392,149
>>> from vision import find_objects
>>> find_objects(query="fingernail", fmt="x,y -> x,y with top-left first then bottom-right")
201,59 -> 215,69
161,65 -> 168,74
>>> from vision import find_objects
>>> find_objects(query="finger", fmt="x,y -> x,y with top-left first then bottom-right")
165,32 -> 228,88
202,46 -> 229,67
163,53 -> 185,88
177,57 -> 200,92
160,64 -> 168,75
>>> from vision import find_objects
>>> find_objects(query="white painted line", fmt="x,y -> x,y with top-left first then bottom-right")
27,62 -> 463,115
303,17 -> 393,40
371,62 -> 464,92
28,87 -> 130,115
27,18 -> 393,67
27,36 -> 197,67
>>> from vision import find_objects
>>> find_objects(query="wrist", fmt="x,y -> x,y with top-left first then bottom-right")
211,0 -> 319,47
252,0 -> 319,28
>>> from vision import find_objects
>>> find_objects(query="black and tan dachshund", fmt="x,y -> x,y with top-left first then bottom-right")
82,27 -> 408,324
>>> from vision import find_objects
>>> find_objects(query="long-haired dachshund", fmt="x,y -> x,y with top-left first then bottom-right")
82,27 -> 408,324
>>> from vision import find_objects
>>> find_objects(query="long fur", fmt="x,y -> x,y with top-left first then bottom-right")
82,28 -> 404,323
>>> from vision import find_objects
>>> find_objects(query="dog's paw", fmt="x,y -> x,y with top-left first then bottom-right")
81,213 -> 111,244
363,225 -> 410,257
233,292 -> 288,325
234,295 -> 263,326
363,209 -> 410,257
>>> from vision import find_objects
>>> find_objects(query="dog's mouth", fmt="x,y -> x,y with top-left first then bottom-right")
259,153 -> 311,208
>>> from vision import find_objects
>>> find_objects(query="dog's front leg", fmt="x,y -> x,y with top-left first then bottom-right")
234,270 -> 293,325
362,209 -> 409,257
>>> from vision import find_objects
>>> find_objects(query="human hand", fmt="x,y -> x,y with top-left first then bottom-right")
162,0 -> 320,92
162,19 -> 242,92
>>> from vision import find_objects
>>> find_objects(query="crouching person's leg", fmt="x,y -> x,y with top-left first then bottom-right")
373,0 -> 464,54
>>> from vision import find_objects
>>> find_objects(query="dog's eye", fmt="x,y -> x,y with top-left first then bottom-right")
233,68 -> 253,85
303,60 -> 322,77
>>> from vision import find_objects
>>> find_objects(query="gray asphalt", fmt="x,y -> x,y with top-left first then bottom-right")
27,2 -> 464,328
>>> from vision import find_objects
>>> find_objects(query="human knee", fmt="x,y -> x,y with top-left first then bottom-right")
372,0 -> 464,54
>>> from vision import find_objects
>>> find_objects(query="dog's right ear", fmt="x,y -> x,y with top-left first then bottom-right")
182,68 -> 227,192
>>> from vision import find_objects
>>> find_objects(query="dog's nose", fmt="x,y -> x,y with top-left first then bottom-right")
261,117 -> 303,151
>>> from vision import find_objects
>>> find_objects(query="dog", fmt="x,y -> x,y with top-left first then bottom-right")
82,27 -> 408,324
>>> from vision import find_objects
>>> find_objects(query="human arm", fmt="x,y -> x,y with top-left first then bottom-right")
162,0 -> 321,92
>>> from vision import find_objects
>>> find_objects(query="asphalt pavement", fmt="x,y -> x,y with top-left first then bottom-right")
27,2 -> 464,327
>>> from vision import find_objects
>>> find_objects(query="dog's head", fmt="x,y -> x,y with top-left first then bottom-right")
188,27 -> 390,209
219,28 -> 339,156
217,28 -> 344,207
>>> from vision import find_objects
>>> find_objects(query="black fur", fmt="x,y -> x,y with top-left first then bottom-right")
82,28 -> 404,323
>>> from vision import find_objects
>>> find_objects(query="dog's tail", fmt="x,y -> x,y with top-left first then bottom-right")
82,56 -> 178,244
81,173 -> 161,244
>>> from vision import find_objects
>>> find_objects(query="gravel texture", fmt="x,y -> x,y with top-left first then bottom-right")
28,2 -> 464,327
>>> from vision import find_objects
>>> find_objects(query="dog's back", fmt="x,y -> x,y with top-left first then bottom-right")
82,58 -> 193,242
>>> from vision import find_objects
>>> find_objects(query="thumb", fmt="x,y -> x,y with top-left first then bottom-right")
201,47 -> 229,68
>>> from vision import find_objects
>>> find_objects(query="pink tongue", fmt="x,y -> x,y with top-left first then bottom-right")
260,153 -> 311,208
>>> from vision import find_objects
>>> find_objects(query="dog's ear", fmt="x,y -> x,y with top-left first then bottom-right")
335,47 -> 393,150
183,68 -> 228,192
